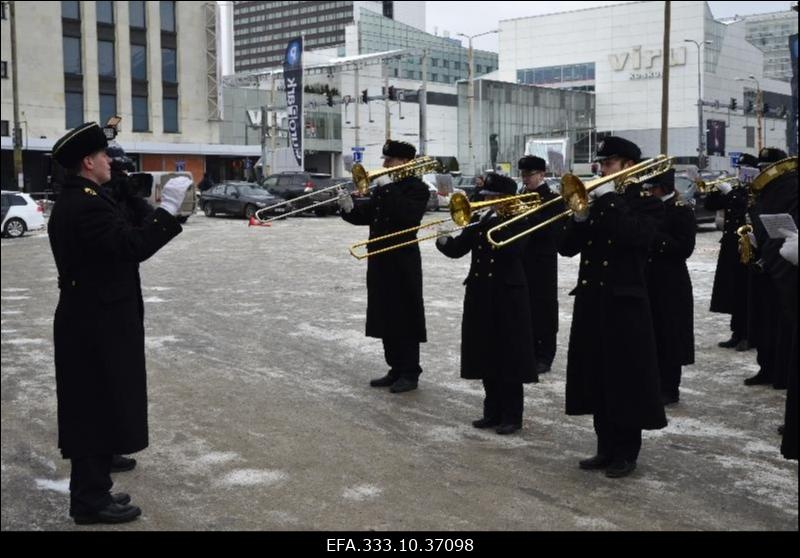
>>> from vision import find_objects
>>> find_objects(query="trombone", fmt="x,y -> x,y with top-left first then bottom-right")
694,176 -> 743,193
348,191 -> 541,260
486,155 -> 674,248
251,157 -> 441,224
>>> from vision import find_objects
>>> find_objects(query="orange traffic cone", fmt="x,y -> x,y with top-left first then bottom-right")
248,216 -> 271,227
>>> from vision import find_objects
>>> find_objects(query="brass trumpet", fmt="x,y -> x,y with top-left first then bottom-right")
486,155 -> 674,248
694,176 -> 743,194
348,191 -> 542,260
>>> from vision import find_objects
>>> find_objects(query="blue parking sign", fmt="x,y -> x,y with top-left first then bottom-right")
176,160 -> 186,172
352,146 -> 364,164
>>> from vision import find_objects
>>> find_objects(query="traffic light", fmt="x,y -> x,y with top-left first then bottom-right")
388,86 -> 397,101
762,102 -> 770,115
746,100 -> 754,113
361,89 -> 369,103
730,97 -> 737,111
326,90 -> 334,107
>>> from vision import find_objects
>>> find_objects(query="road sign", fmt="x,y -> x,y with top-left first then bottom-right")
175,160 -> 186,172
351,146 -> 364,163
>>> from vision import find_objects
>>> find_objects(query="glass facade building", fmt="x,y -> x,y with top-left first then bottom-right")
743,11 -> 798,82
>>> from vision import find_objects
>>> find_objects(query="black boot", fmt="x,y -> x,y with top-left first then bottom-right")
579,454 -> 612,470
718,336 -> 740,349
369,374 -> 397,387
110,455 -> 137,473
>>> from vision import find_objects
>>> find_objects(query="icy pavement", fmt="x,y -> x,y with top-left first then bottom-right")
1,213 -> 796,531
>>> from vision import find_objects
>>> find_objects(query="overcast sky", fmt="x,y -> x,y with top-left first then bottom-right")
425,1 -> 797,52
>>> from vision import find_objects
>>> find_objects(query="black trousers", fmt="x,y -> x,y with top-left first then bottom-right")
534,333 -> 557,366
593,412 -> 642,463
69,454 -> 113,514
482,378 -> 523,426
382,337 -> 422,381
659,360 -> 682,399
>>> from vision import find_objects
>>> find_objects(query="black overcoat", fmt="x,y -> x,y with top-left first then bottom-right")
705,188 -> 749,316
48,176 -> 182,458
342,176 -> 429,341
646,195 -> 696,366
520,183 -> 564,346
436,212 -> 537,383
558,185 -> 667,430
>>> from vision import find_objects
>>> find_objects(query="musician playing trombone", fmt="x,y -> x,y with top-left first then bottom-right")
337,140 -> 431,394
558,137 -> 666,478
435,174 -> 537,435
517,155 -> 565,375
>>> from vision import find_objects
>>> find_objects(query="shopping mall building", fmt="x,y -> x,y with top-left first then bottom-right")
496,0 -> 796,169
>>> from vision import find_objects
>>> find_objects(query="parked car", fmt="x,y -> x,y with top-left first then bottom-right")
674,174 -> 716,225
421,178 -> 439,212
1,190 -> 45,238
200,182 -> 287,219
260,172 -> 338,216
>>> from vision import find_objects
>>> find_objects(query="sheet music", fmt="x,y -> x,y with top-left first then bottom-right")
758,213 -> 798,239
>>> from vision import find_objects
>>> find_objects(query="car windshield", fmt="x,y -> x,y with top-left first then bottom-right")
236,185 -> 270,196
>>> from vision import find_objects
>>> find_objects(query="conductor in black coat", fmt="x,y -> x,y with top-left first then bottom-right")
559,137 -> 667,479
47,123 -> 190,524
339,140 -> 430,394
704,157 -> 751,350
436,174 -> 537,435
517,156 -> 564,374
643,168 -> 696,405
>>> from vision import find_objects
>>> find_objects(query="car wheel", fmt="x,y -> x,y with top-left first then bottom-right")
176,215 -> 188,224
4,218 -> 26,238
203,203 -> 215,217
244,204 -> 257,219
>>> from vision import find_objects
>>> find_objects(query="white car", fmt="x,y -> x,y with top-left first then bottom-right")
1,191 -> 46,238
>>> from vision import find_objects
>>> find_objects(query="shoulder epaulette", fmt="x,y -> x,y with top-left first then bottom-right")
83,187 -> 97,196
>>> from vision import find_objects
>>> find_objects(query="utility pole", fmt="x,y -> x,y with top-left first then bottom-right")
354,65 -> 360,150
419,50 -> 427,155
10,1 -> 24,191
384,63 -> 391,141
755,87 -> 763,152
685,38 -> 712,169
457,30 -> 498,175
660,1 -> 671,155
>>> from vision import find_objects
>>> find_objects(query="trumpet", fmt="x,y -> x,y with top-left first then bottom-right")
694,176 -> 743,193
348,191 -> 542,260
486,155 -> 674,248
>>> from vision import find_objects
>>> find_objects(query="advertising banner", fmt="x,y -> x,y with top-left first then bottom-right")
283,37 -> 303,168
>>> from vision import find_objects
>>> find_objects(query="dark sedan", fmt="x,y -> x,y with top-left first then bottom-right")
200,182 -> 287,219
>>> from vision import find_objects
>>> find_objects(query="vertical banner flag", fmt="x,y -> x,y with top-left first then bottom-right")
788,34 -> 798,155
283,37 -> 303,168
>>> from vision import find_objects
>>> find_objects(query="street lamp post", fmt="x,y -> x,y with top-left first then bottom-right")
457,29 -> 498,176
684,39 -> 712,169
736,75 -> 763,152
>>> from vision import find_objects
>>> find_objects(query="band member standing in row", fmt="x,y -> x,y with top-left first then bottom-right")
436,174 -> 537,435
643,169 -> 696,406
338,140 -> 430,394
559,137 -> 667,479
48,122 -> 191,524
704,155 -> 753,352
517,156 -> 564,375
745,148 -> 792,390
776,229 -> 797,461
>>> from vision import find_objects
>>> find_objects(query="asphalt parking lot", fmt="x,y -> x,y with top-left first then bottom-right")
1,211 -> 797,531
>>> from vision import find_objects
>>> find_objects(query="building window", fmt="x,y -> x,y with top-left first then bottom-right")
98,41 -> 115,77
160,1 -> 176,32
745,126 -> 755,148
131,45 -> 147,80
61,1 -> 80,20
132,95 -> 148,131
1,2 -> 7,20
63,36 -> 82,75
1,61 -> 7,79
65,91 -> 84,128
162,48 -> 177,83
96,1 -> 114,24
163,97 -> 178,132
129,0 -> 146,28
1,121 -> 9,137
100,94 -> 116,124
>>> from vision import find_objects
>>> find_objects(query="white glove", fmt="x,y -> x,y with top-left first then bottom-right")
717,181 -> 733,195
588,182 -> 615,200
779,231 -> 798,266
337,190 -> 354,214
159,176 -> 193,216
436,221 -> 453,240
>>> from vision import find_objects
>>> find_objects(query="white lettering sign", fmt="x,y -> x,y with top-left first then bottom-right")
609,46 -> 686,71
